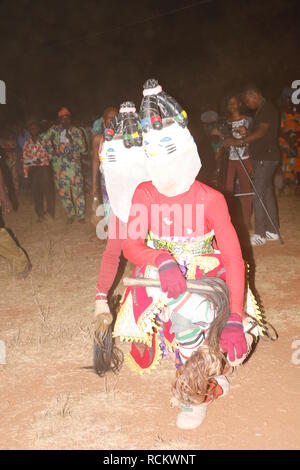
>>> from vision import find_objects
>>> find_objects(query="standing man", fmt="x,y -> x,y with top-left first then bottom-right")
45,108 -> 86,223
22,119 -> 55,222
42,120 -> 61,193
223,85 -> 281,246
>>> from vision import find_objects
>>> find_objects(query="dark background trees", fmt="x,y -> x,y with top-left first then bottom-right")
0,0 -> 299,124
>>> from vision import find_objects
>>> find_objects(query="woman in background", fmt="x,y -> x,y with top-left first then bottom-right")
91,107 -> 118,222
223,94 -> 252,228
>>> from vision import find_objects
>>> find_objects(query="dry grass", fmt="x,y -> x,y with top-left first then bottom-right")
0,192 -> 300,449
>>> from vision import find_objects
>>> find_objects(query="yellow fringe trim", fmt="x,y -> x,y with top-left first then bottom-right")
245,262 -> 265,337
187,255 -> 220,280
113,291 -> 153,346
137,307 -> 158,345
165,336 -> 177,353
124,333 -> 162,375
248,288 -> 265,337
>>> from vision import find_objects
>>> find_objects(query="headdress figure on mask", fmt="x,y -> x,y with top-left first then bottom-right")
140,78 -> 188,132
104,101 -> 143,148
99,102 -> 149,223
140,80 -> 200,197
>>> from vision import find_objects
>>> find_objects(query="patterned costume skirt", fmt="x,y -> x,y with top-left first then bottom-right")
113,232 -> 263,374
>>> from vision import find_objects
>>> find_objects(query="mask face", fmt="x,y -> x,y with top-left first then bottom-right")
143,129 -> 177,159
143,120 -> 201,197
100,136 -> 149,223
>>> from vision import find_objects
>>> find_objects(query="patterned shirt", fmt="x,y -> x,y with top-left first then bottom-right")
22,137 -> 50,174
43,125 -> 85,163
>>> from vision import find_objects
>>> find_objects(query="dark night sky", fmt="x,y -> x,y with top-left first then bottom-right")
0,0 -> 300,125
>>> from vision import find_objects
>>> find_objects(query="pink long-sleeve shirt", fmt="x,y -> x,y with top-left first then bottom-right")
122,180 -> 245,314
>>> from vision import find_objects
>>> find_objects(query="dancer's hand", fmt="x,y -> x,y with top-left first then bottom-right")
219,313 -> 248,362
155,252 -> 187,299
94,299 -> 113,327
222,137 -> 238,148
24,166 -> 29,178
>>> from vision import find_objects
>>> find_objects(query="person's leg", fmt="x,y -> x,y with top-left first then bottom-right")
263,161 -> 280,235
252,160 -> 268,238
10,159 -> 19,200
175,302 -> 257,430
17,150 -> 24,193
30,166 -> 44,220
225,160 -> 236,193
51,156 -> 61,192
58,163 -> 75,220
170,293 -> 217,429
236,158 -> 252,227
71,162 -> 86,221
43,166 -> 55,218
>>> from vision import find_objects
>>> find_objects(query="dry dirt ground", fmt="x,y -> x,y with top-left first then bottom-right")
0,190 -> 299,450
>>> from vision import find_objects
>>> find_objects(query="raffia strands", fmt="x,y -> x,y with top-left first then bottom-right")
172,277 -> 230,405
93,295 -> 124,377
